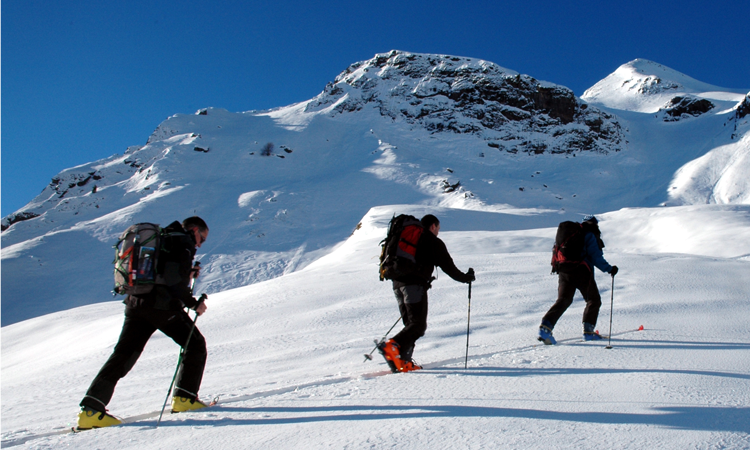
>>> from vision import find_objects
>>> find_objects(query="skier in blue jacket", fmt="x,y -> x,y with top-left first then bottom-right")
538,215 -> 618,344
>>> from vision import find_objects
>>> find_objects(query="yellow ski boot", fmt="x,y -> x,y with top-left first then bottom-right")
77,407 -> 122,429
171,396 -> 208,413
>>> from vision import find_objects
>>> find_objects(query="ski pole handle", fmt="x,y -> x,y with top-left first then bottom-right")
188,261 -> 201,294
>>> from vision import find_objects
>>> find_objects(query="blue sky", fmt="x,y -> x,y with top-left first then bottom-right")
2,0 -> 748,217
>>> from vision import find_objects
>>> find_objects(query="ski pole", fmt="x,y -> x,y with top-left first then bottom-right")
464,281 -> 472,369
605,275 -> 615,350
363,316 -> 402,362
156,311 -> 199,427
156,262 -> 201,427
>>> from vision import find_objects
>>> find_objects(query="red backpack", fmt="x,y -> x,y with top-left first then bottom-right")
379,215 -> 424,281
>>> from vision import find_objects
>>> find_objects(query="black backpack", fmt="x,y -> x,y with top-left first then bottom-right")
113,223 -> 168,295
379,214 -> 424,281
550,221 -> 586,274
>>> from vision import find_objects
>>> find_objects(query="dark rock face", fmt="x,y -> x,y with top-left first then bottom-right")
736,93 -> 750,120
306,51 -> 624,155
1,212 -> 40,231
661,96 -> 715,122
46,171 -> 104,199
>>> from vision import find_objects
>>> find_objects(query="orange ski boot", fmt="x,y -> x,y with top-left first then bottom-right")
377,339 -> 405,373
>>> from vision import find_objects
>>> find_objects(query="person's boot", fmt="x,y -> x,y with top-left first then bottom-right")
583,322 -> 603,341
77,406 -> 122,429
400,360 -> 423,372
171,396 -> 209,413
377,338 -> 405,373
538,321 -> 557,345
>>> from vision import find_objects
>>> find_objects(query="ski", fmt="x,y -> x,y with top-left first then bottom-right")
72,395 -> 221,432
535,325 -> 644,347
0,395 -> 226,446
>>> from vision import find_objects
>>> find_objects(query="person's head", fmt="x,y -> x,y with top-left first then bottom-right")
421,214 -> 441,236
183,216 -> 209,248
583,215 -> 598,225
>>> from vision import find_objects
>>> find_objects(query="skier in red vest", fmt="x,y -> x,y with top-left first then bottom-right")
379,214 -> 474,372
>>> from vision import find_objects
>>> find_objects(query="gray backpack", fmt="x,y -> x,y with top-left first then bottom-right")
113,223 -> 167,295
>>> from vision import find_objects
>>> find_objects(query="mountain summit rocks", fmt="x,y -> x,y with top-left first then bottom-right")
305,50 -> 624,155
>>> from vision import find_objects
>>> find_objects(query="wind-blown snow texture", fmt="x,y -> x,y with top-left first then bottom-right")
2,51 -> 749,448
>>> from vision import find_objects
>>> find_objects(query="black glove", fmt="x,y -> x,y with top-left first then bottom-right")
466,267 -> 476,283
196,293 -> 208,305
610,266 -> 618,277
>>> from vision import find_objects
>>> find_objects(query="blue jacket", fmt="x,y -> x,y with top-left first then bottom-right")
583,232 -> 613,274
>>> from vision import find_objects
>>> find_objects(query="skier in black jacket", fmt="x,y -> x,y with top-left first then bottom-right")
77,216 -> 210,429
379,214 -> 474,372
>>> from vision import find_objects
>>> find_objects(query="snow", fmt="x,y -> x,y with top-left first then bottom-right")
669,133 -> 750,205
2,205 -> 750,449
2,52 -> 750,448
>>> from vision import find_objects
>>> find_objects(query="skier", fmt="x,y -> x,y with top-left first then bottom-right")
538,215 -> 618,344
77,216 -> 211,429
379,214 -> 475,372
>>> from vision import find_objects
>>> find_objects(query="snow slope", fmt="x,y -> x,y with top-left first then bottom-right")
2,205 -> 749,448
582,59 -> 750,208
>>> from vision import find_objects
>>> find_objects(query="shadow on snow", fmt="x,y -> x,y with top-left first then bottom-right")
146,403 -> 750,433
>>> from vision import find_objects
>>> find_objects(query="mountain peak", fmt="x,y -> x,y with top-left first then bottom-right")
582,59 -> 746,113
274,50 -> 624,155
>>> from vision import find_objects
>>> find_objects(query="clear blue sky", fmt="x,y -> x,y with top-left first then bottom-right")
3,0 -> 748,217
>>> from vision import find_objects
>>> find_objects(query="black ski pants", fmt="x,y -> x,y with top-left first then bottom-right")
543,264 -> 602,328
81,306 -> 206,411
392,284 -> 428,361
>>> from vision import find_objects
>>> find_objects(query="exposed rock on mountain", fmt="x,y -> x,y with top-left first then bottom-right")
736,92 -> 750,120
660,95 -> 715,121
1,212 -> 40,231
305,51 -> 624,155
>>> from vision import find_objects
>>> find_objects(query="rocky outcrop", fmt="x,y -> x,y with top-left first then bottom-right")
1,211 -> 40,232
305,51 -> 624,155
48,171 -> 103,198
736,92 -> 750,120
631,75 -> 680,96
660,95 -> 715,122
